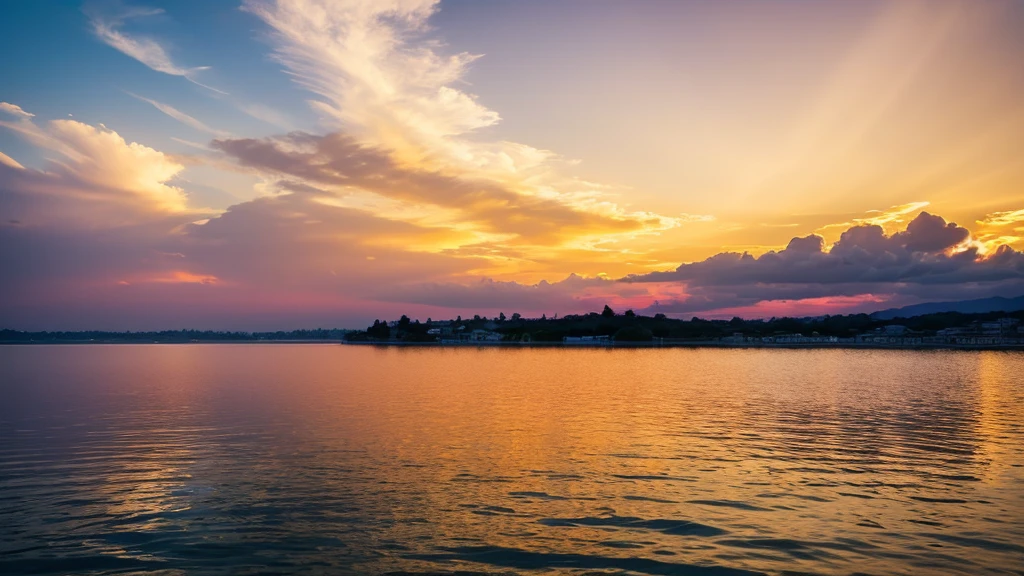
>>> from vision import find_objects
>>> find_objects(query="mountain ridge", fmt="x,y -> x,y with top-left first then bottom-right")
870,295 -> 1024,320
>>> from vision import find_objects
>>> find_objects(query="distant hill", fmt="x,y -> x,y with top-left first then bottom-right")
871,295 -> 1024,320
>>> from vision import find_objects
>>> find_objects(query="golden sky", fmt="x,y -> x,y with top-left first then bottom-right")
0,0 -> 1022,329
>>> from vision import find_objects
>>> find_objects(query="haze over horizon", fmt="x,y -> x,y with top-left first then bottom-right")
2,0 -> 1023,331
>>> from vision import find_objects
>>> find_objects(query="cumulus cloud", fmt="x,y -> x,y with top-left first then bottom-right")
893,210 -> 970,253
624,212 -> 1024,316
0,105 -> 193,216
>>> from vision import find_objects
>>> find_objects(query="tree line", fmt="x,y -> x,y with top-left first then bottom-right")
3,307 -> 1020,344
348,306 -> 1024,343
0,329 -> 349,343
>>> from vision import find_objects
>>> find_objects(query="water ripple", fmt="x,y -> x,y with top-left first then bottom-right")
1,345 -> 1022,575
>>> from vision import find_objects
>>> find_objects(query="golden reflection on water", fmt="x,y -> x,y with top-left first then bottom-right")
1,345 -> 1022,575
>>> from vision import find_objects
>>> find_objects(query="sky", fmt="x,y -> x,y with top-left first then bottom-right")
1,0 -> 1023,330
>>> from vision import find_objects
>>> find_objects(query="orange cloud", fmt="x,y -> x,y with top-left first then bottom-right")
152,271 -> 220,285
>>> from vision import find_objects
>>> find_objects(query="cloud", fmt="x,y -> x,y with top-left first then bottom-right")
972,207 -> 1024,254
0,151 -> 24,170
88,7 -> 226,94
979,208 -> 1024,229
212,131 -> 676,245
239,0 -> 678,246
817,201 -> 931,232
624,212 -> 1024,316
5,3 -> 1021,329
369,271 -> 693,317
679,213 -> 716,223
0,181 -> 495,329
239,103 -> 292,129
0,102 -> 34,119
376,274 -> 612,312
4,124 -> 1020,329
0,105 -> 193,215
242,0 -> 496,161
127,92 -> 229,136
894,210 -> 969,253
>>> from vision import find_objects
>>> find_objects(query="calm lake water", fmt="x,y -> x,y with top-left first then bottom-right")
1,345 -> 1022,575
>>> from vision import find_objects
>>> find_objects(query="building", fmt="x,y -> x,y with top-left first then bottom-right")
764,334 -> 838,344
563,335 -> 611,345
468,329 -> 503,342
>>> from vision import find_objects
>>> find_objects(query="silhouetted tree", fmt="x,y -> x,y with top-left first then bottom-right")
511,313 -> 521,321
499,312 -> 506,322
624,309 -> 636,318
367,319 -> 390,339
602,305 -> 615,318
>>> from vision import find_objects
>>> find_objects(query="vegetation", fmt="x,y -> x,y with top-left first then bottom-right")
346,307 -> 1024,343
0,328 -> 349,343
2,307 -> 1021,344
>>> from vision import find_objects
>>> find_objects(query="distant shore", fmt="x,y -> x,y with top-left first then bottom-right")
3,339 -> 1022,351
339,340 -> 1024,351
0,339 -> 345,345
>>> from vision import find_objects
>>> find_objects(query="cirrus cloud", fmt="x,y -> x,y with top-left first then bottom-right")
88,5 -> 226,94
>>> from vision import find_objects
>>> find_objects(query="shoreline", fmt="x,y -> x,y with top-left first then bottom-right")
2,340 -> 1022,351
340,340 -> 1024,351
0,339 -> 345,345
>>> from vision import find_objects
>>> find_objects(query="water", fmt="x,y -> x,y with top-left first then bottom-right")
1,345 -> 1022,575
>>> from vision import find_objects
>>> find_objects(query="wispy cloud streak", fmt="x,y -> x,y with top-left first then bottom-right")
126,92 -> 228,136
89,7 -> 227,94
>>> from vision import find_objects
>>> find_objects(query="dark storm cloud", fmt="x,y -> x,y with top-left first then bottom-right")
632,213 -> 1022,286
626,212 -> 1024,315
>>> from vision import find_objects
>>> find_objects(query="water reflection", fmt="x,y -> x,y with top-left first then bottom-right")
1,345 -> 1022,575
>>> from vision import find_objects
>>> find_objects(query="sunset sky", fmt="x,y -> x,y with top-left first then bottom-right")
2,0 -> 1023,330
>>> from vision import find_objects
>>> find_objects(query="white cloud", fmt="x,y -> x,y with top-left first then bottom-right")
1,110 -> 190,213
89,8 -> 227,94
243,0 -> 503,166
0,102 -> 34,119
236,0 -> 681,252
